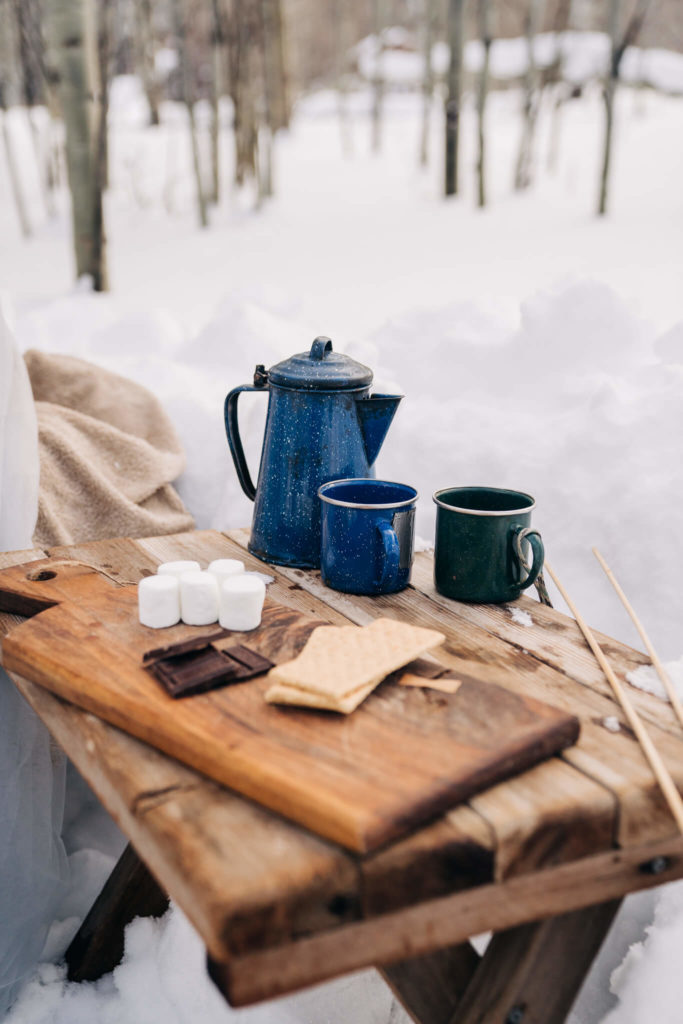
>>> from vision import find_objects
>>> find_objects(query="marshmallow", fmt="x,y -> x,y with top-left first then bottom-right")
219,575 -> 266,631
138,575 -> 180,629
157,560 -> 201,579
208,558 -> 245,589
180,571 -> 219,626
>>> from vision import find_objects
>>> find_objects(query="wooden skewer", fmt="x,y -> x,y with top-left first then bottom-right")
593,547 -> 683,732
545,560 -> 683,835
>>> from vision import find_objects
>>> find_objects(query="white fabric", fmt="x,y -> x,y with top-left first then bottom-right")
0,295 -> 68,1015
0,295 -> 39,551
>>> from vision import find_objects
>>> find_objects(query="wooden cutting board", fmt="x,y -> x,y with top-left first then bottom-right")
0,559 -> 580,853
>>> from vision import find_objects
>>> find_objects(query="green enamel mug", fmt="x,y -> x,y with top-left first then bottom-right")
433,486 -> 544,603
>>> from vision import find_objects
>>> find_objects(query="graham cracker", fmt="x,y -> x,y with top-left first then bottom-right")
265,617 -> 445,713
264,674 -> 386,714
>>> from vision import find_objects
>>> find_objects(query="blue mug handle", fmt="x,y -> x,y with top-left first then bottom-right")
374,521 -> 400,592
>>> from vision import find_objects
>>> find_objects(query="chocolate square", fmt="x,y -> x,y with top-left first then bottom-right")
144,641 -> 274,699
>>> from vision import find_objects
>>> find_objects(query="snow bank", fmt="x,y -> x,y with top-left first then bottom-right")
12,275 -> 682,658
6,903 -> 404,1024
601,882 -> 683,1024
355,29 -> 683,95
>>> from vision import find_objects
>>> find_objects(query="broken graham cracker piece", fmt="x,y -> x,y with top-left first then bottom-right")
265,617 -> 445,714
398,673 -> 463,695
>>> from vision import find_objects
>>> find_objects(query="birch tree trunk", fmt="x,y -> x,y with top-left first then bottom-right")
475,0 -> 492,208
334,2 -> 353,157
259,0 -> 278,198
514,0 -> 545,191
172,0 -> 208,227
13,0 -> 56,217
419,0 -> 435,167
545,0 -> 571,173
445,0 -> 465,196
45,0 -> 108,289
371,0 -> 386,154
598,0 -> 650,215
262,0 -> 288,132
228,0 -> 259,190
95,0 -> 114,193
0,1 -> 32,237
210,0 -> 226,203
135,0 -> 161,127
598,0 -> 621,216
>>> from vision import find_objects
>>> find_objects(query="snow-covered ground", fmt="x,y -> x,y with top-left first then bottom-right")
2,61 -> 683,1023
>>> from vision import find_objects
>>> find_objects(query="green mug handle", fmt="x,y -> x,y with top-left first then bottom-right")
512,526 -> 544,591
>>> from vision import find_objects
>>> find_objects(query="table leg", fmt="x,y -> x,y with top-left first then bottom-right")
449,899 -> 622,1024
380,943 -> 481,1024
65,842 -> 169,982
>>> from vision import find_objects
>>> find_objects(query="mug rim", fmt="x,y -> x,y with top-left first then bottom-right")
319,478 -> 418,511
432,485 -> 536,517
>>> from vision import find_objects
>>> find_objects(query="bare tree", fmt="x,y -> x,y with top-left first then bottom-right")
226,0 -> 259,191
135,0 -> 162,127
475,0 -> 492,207
260,0 -> 282,197
172,0 -> 208,227
598,0 -> 651,215
334,1 -> 354,157
514,0 -> 546,190
263,0 -> 288,132
419,0 -> 436,167
44,0 -> 108,289
13,0 -> 58,217
371,0 -> 386,153
445,0 -> 465,196
95,0 -> 115,193
545,0 -> 572,173
0,0 -> 32,237
210,0 -> 227,203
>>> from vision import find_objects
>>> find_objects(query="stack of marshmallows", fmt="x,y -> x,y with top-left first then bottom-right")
138,559 -> 266,632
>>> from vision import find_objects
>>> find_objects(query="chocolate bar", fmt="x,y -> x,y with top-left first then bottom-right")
143,641 -> 274,699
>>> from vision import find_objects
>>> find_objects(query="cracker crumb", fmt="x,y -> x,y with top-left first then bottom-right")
602,716 -> 621,733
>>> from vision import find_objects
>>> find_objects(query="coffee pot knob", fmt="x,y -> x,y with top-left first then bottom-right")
253,364 -> 269,388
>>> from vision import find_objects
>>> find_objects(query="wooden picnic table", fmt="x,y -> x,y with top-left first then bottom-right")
2,528 -> 683,1024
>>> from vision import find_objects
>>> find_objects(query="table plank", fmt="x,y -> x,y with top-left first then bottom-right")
410,553 -> 680,738
213,834 -> 683,1005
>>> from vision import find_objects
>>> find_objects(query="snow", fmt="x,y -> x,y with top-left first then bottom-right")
355,30 -> 683,95
2,44 -> 683,1024
627,658 -> 683,703
510,607 -> 534,627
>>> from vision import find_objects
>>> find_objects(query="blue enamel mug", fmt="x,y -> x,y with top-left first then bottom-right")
318,479 -> 417,595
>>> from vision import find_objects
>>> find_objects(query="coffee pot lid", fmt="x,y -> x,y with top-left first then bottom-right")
267,337 -> 373,391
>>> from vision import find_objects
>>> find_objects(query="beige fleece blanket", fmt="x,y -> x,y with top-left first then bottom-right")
25,350 -> 194,548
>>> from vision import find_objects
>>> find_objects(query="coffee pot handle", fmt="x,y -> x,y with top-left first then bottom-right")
224,384 -> 265,501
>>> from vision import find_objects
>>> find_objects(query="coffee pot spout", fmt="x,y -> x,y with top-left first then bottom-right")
355,393 -> 403,468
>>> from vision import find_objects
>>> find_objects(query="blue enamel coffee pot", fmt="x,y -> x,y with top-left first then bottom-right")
225,336 -> 403,568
